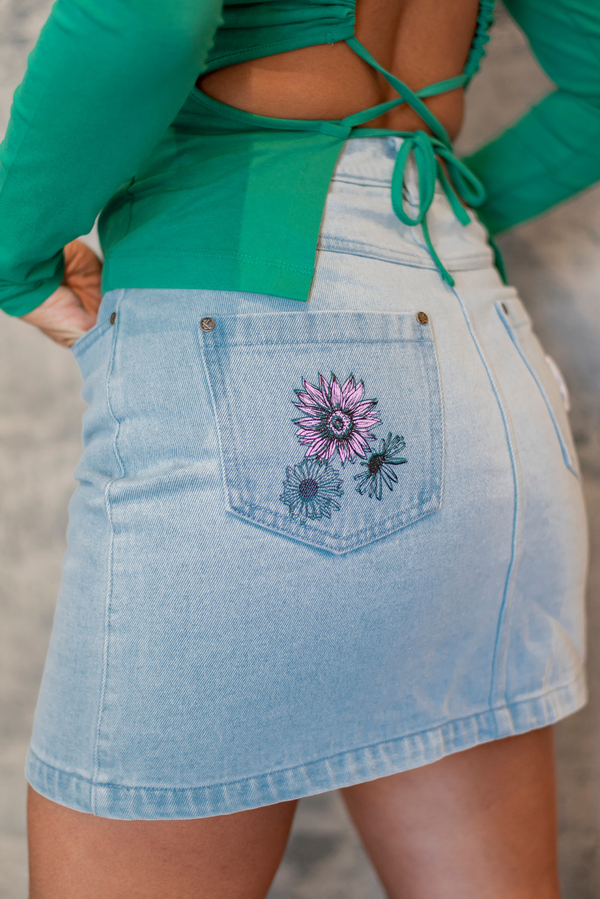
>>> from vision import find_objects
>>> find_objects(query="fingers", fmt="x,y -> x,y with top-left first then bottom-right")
20,284 -> 98,347
62,239 -> 103,317
18,239 -> 103,346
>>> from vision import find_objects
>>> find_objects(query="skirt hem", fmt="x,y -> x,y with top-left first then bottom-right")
26,669 -> 586,820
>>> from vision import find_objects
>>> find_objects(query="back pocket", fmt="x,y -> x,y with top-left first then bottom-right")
199,310 -> 444,554
495,295 -> 579,478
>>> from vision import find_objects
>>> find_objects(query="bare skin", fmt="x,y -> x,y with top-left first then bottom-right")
28,792 -> 298,899
29,728 -> 560,898
21,239 -> 102,347
24,1 -> 562,896
341,727 -> 561,899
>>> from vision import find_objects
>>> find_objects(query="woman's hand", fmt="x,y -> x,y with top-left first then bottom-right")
21,239 -> 103,347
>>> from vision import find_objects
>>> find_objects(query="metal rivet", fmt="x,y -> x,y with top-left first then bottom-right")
416,312 -> 429,325
200,317 -> 215,332
109,311 -> 117,325
501,302 -> 508,315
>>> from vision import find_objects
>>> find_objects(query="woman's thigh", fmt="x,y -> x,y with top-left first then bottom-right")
28,788 -> 297,899
30,728 -> 560,898
341,727 -> 560,899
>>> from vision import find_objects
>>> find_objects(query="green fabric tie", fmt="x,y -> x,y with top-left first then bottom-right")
389,131 -> 487,286
340,37 -> 487,287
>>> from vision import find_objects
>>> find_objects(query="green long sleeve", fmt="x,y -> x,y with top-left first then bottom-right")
464,0 -> 600,235
0,0 -> 222,316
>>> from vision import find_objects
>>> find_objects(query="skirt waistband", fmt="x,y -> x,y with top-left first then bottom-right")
331,136 -> 410,185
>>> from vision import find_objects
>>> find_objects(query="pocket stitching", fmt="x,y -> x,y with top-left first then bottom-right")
224,494 -> 442,555
495,301 -> 579,479
71,317 -> 112,358
200,311 -> 445,554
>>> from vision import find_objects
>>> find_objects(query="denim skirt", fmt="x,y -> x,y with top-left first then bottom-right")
26,137 -> 588,819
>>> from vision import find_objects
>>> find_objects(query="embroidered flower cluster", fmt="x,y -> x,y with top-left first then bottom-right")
280,372 -> 407,522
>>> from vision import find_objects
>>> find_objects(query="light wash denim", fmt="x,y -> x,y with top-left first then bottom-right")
26,138 -> 588,819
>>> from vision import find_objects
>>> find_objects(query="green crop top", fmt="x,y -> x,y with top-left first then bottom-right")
0,0 -> 599,317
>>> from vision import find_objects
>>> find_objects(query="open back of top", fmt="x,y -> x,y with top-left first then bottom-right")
99,0 -> 497,297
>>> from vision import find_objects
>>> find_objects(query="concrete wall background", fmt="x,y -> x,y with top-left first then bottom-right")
1,3 -> 599,897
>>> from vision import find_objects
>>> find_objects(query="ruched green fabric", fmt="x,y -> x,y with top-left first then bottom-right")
203,0 -> 355,73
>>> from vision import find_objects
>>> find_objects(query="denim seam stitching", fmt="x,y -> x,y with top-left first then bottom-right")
318,240 -> 492,272
197,328 -> 233,518
209,337 -> 429,348
429,321 -> 447,511
227,493 -> 441,549
28,668 -> 585,795
451,287 -> 523,732
317,239 -> 431,266
214,342 -> 247,513
495,302 -> 579,479
70,318 -> 112,358
91,290 -> 125,814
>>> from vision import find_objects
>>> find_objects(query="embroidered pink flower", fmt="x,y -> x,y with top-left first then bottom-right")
293,373 -> 381,464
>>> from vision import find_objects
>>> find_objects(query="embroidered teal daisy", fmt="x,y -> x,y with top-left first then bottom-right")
280,460 -> 343,523
354,433 -> 407,500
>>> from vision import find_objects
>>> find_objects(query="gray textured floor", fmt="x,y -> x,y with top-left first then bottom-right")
1,4 -> 599,897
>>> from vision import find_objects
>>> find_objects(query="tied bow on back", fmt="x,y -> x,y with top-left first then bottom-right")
316,36 -> 488,288
390,131 -> 486,285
